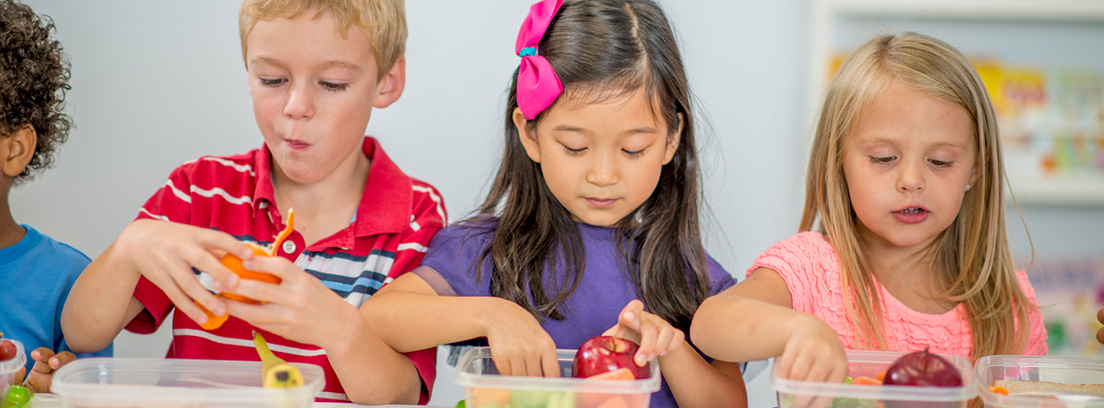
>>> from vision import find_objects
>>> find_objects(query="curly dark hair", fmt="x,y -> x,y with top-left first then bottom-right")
0,0 -> 71,184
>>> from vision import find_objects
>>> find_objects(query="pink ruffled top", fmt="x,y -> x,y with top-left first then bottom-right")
748,232 -> 1048,359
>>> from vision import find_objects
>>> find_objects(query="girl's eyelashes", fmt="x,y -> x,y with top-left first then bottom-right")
869,156 -> 896,164
929,159 -> 953,167
563,145 -> 586,155
623,148 -> 645,157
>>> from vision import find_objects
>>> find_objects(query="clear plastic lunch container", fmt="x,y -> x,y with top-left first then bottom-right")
975,355 -> 1104,408
0,339 -> 26,398
51,358 -> 325,408
772,350 -> 977,408
455,346 -> 662,408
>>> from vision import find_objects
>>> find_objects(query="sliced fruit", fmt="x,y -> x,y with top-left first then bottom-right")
852,376 -> 883,385
586,368 -> 635,381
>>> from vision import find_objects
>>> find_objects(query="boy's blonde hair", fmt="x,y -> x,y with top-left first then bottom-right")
239,0 -> 406,79
801,32 -> 1033,361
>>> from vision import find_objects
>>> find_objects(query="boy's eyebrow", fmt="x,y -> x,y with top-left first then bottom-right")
248,57 -> 361,72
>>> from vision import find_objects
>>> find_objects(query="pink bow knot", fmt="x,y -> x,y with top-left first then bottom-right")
515,0 -> 564,120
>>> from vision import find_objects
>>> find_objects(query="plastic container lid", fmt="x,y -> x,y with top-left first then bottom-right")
976,354 -> 1104,408
772,350 -> 978,407
455,346 -> 661,395
51,358 -> 325,408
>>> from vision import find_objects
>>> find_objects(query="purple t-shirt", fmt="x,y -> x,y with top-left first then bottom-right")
417,221 -> 736,408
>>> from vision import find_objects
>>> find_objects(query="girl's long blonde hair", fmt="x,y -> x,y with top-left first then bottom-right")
801,32 -> 1032,360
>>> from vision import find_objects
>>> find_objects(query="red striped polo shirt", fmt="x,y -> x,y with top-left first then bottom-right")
125,136 -> 447,403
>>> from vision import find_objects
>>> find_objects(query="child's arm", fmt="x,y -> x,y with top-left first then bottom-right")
363,270 -> 563,377
606,300 -> 747,408
61,219 -> 248,352
690,267 -> 848,384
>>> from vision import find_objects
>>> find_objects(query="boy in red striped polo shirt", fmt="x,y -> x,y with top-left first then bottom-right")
60,0 -> 444,404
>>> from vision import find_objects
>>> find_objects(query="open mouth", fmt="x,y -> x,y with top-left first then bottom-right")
897,207 -> 925,214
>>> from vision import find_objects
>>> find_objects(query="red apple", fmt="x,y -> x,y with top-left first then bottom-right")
883,348 -> 963,387
882,348 -> 964,408
572,335 -> 649,379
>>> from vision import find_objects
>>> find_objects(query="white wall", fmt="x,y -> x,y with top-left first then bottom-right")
15,1 -> 1104,407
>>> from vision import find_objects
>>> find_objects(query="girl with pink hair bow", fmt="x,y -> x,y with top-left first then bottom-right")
364,1 -> 747,407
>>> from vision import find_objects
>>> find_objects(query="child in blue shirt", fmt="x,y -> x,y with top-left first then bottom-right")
0,0 -> 111,393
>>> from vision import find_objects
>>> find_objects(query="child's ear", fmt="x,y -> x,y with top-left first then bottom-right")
2,124 -> 36,177
661,112 -> 683,165
513,108 -> 541,163
373,56 -> 406,109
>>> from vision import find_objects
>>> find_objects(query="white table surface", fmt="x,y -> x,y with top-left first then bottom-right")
30,393 -> 451,408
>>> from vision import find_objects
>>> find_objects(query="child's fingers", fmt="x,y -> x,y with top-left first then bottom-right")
634,317 -> 657,367
653,327 -> 682,357
776,349 -> 796,380
541,347 -> 561,378
163,279 -> 223,325
50,351 -> 77,370
185,245 -> 241,291
29,347 -> 53,364
222,276 -> 283,306
12,367 -> 25,385
1098,326 -> 1104,345
617,300 -> 645,331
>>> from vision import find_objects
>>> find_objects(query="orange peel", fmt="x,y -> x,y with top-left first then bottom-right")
193,209 -> 295,330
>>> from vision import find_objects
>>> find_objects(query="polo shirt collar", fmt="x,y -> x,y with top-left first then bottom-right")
250,137 -> 413,242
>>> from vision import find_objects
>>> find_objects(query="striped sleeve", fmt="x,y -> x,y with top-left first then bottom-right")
389,181 -> 448,280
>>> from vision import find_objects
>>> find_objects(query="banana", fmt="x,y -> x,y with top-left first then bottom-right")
252,331 -> 305,388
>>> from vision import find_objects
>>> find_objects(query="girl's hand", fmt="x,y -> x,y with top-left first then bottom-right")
217,254 -> 359,352
483,300 -> 560,378
116,219 -> 251,327
13,348 -> 77,393
602,299 -> 684,368
775,315 -> 848,384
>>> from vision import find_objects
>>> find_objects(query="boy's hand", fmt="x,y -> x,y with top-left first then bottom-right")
118,219 -> 250,326
602,299 -> 683,368
482,300 -> 559,378
775,314 -> 848,384
12,348 -> 76,393
217,254 -> 362,353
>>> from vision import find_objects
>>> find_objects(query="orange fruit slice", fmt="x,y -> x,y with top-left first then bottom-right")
853,376 -> 883,385
988,385 -> 1009,395
586,368 -> 635,381
194,209 -> 295,329
196,301 -> 229,331
219,209 -> 294,303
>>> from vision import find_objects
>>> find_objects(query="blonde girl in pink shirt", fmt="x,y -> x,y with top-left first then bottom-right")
690,32 -> 1047,384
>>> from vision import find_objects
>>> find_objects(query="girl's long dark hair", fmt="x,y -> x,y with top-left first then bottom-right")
473,0 -> 708,333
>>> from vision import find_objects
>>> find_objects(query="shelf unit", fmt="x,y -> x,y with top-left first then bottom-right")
808,0 -> 1104,207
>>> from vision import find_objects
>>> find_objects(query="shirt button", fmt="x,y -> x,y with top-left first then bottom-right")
282,240 -> 297,254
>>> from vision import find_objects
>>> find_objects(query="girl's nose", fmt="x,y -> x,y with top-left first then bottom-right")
897,161 -> 925,192
283,85 -> 314,119
586,153 -> 619,186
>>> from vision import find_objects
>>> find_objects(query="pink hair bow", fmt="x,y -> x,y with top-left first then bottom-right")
515,0 -> 564,120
